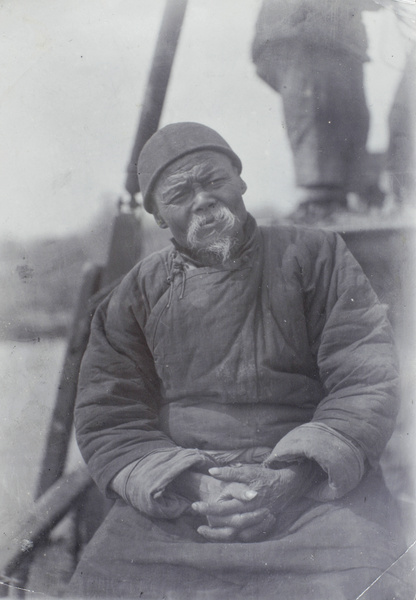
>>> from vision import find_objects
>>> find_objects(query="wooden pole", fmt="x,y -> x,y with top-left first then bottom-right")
35,0 -> 190,502
125,0 -> 189,197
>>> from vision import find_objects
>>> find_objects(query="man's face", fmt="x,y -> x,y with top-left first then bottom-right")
153,151 -> 248,260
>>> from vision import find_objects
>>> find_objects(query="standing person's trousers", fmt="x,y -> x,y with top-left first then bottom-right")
255,42 -> 369,197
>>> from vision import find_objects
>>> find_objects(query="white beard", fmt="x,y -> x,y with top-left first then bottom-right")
186,206 -> 237,263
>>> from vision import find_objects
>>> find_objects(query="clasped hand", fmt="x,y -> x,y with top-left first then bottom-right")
192,461 -> 320,543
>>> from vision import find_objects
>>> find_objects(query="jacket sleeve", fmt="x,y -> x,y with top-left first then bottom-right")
267,231 -> 400,500
74,269 -> 211,515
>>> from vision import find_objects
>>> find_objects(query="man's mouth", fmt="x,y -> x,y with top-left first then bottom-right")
201,216 -> 216,226
195,222 -> 218,240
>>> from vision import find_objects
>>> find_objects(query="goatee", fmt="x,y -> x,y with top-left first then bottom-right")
186,206 -> 238,264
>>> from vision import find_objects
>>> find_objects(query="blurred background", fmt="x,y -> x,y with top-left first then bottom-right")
0,0 -> 415,592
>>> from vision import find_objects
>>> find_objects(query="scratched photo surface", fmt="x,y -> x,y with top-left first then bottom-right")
0,1 -> 415,598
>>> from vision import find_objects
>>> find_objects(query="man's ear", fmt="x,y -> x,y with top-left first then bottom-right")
239,177 -> 247,195
154,211 -> 169,229
151,194 -> 169,229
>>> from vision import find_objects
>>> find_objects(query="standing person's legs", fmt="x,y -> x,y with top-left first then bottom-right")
387,48 -> 416,206
282,47 -> 369,213
255,43 -> 370,221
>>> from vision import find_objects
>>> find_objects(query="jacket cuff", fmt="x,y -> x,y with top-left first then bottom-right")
265,423 -> 366,500
110,447 -> 216,518
111,460 -> 141,501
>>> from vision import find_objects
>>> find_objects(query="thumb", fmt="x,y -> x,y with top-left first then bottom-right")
223,483 -> 258,502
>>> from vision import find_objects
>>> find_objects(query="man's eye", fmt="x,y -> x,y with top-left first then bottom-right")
168,192 -> 188,204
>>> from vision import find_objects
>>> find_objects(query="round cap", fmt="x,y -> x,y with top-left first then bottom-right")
137,122 -> 242,213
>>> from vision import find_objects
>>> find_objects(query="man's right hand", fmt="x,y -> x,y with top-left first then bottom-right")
186,459 -> 324,542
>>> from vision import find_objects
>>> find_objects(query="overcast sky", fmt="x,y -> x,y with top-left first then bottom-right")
0,0 -> 408,241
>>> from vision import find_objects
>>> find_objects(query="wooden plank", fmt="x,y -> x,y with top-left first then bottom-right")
101,213 -> 143,288
34,264 -> 103,498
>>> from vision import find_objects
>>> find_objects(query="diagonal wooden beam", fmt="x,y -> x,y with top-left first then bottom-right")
0,467 -> 93,590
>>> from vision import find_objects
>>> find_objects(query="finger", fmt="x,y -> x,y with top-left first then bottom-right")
192,498 -> 255,517
207,508 -> 269,530
237,513 -> 277,543
209,466 -> 252,484
197,525 -> 236,543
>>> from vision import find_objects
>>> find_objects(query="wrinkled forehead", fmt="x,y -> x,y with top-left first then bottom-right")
155,150 -> 235,190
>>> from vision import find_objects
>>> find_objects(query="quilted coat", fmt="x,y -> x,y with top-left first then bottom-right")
75,219 -> 399,510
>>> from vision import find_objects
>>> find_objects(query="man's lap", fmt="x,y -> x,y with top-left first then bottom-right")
68,469 -> 414,600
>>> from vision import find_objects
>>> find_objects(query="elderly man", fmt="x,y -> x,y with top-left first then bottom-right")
69,123 -> 412,599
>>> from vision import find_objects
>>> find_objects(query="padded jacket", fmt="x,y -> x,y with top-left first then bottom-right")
75,219 -> 399,517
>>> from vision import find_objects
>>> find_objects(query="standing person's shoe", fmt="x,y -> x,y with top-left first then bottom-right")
287,188 -> 348,225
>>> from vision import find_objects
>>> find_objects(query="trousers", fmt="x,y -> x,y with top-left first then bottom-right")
255,42 -> 369,195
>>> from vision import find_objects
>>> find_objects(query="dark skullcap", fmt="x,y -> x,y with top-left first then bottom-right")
137,122 -> 242,214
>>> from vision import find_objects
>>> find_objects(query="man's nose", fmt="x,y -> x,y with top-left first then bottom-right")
192,189 -> 216,212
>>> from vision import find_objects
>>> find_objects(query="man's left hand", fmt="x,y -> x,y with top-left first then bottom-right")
192,461 -> 324,542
